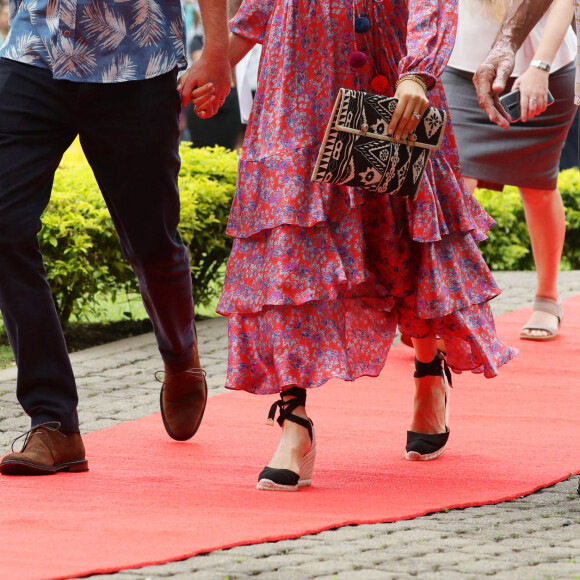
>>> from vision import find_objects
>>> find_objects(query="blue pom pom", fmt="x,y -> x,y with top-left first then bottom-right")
354,17 -> 371,33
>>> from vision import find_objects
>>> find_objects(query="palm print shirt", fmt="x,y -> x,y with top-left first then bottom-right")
0,0 -> 187,83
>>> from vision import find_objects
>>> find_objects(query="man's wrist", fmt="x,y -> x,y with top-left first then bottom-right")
200,41 -> 230,61
492,35 -> 519,56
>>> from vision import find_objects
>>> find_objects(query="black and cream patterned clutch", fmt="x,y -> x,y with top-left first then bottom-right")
311,89 -> 447,200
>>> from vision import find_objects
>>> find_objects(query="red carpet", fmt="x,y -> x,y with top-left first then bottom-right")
1,297 -> 580,580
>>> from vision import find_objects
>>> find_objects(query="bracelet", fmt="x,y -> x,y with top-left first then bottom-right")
396,74 -> 428,93
530,59 -> 551,72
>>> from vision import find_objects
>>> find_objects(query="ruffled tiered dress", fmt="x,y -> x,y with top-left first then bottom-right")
217,0 -> 517,394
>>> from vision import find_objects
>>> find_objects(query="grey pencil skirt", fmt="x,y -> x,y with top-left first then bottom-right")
442,62 -> 576,191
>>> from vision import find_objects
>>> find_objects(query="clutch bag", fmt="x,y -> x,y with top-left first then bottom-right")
311,88 -> 447,200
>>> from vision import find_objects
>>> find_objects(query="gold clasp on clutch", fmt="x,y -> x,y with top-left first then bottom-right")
360,123 -> 369,135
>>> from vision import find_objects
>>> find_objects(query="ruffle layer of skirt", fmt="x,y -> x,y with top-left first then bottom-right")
220,137 -> 516,394
224,297 -> 397,394
226,142 -> 495,244
223,296 -> 517,395
217,212 -> 501,320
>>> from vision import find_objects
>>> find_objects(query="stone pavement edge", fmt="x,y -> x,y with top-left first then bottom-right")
1,271 -> 579,580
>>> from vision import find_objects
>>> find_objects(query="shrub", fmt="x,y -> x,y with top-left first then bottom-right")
39,142 -> 238,326
474,186 -> 531,271
8,142 -> 580,328
557,168 -> 580,269
475,168 -> 580,271
41,155 -> 136,325
178,145 -> 238,308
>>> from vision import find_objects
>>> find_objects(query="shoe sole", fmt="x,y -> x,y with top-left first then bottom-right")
405,444 -> 447,461
0,458 -> 89,475
519,333 -> 559,342
256,479 -> 299,491
160,378 -> 208,441
257,436 -> 316,492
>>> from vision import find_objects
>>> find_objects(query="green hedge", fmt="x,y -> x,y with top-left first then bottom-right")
475,168 -> 580,270
40,143 -> 238,326
22,146 -> 580,326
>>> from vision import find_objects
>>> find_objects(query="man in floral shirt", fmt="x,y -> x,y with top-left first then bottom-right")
473,0 -> 579,495
0,0 -> 231,476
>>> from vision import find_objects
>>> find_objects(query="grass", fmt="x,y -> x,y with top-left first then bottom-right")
0,345 -> 13,370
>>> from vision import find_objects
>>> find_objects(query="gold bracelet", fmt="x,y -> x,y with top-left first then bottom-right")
396,74 -> 428,93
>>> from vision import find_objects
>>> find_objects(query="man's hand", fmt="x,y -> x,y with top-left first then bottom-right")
178,49 -> 232,117
472,0 -> 553,128
472,41 -> 516,129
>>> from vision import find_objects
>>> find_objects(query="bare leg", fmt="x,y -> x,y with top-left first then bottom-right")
462,176 -> 478,193
410,337 -> 446,434
466,177 -> 563,338
519,186 -> 564,338
266,387 -> 312,475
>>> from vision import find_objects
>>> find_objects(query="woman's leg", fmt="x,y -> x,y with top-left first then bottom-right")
465,176 -> 564,337
519,186 -> 565,337
410,337 -> 447,434
266,387 -> 312,475
463,176 -> 478,193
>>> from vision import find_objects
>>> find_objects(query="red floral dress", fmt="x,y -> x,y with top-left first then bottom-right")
217,0 -> 517,394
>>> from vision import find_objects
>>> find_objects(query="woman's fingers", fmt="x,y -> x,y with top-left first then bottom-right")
191,82 -> 215,98
192,93 -> 216,110
532,93 -> 547,114
387,79 -> 429,141
194,105 -> 212,118
388,97 -> 428,140
397,103 -> 418,141
190,82 -> 219,118
520,91 -> 530,122
191,83 -> 216,110
521,92 -> 547,122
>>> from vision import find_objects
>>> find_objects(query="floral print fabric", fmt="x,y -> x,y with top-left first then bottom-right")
0,0 -> 186,83
217,0 -> 517,394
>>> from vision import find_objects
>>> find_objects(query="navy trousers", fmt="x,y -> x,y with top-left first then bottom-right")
0,59 -> 196,433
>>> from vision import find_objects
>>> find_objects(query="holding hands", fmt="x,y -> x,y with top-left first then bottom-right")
190,81 -> 218,117
178,48 -> 231,117
184,26 -> 258,119
192,73 -> 431,131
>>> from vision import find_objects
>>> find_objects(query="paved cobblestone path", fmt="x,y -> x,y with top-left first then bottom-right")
1,271 -> 579,580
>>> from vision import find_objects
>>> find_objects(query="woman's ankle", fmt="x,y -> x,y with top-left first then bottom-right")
268,419 -> 312,471
409,375 -> 446,434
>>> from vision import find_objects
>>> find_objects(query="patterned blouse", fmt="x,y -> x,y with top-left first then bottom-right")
0,0 -> 187,83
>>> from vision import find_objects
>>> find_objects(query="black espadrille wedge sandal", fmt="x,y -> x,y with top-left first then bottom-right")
257,387 -> 316,491
406,353 -> 452,461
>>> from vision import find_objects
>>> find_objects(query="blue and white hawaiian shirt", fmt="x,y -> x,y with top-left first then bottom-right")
0,0 -> 187,83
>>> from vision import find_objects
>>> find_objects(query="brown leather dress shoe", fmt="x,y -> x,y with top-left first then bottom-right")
159,353 -> 207,441
0,422 -> 88,475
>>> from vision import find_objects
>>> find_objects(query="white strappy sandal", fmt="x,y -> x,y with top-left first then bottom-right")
520,296 -> 562,342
